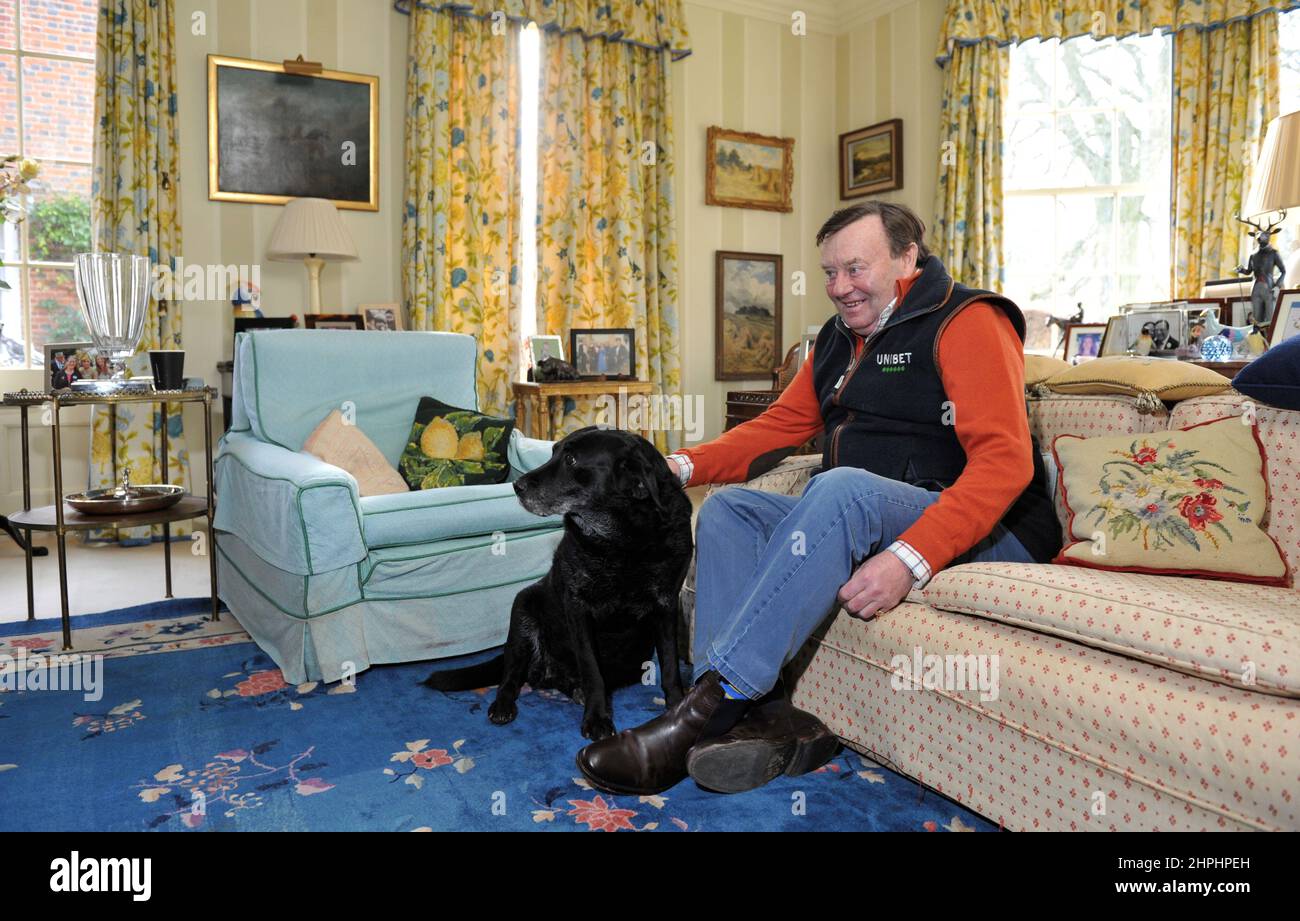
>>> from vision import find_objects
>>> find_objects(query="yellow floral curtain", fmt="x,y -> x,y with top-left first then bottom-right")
935,0 -> 1298,298
402,6 -> 521,418
89,0 -> 189,545
1171,16 -> 1279,297
536,30 -> 684,452
932,41 -> 1007,290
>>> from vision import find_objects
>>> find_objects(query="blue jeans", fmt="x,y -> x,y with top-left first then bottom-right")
691,467 -> 1035,699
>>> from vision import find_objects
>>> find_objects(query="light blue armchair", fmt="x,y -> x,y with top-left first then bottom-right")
213,329 -> 563,684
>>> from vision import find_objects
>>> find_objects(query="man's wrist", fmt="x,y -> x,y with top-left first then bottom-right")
666,453 -> 693,486
885,540 -> 932,589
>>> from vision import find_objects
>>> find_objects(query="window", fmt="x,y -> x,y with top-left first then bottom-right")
1273,8 -> 1300,267
0,0 -> 97,371
1003,33 -> 1173,349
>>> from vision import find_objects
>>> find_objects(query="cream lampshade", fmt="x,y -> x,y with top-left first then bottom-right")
1243,110 -> 1300,282
266,197 -> 359,313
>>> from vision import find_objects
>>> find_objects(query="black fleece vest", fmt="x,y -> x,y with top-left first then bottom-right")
809,255 -> 1061,565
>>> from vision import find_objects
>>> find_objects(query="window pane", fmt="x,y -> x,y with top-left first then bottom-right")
1005,38 -> 1052,114
27,160 -> 90,261
0,53 -> 16,150
0,264 -> 24,368
21,55 -> 93,161
1279,9 -> 1299,115
1,199 -> 17,263
0,0 -> 14,50
1054,111 -> 1113,186
28,265 -> 87,363
19,0 -> 96,58
1006,114 -> 1054,189
1056,195 -> 1115,319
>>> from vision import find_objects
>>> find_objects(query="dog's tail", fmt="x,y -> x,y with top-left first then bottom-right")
420,655 -> 504,692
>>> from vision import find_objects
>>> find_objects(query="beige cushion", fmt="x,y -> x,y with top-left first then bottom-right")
1025,353 -> 1070,387
923,562 -> 1300,697
1052,415 -> 1289,585
302,409 -> 408,497
1044,355 -> 1230,402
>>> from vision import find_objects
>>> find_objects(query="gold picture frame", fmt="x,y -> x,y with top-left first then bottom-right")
208,55 -> 379,211
705,126 -> 794,213
839,118 -> 903,199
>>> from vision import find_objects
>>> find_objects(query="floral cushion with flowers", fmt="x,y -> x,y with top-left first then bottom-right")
1051,415 -> 1290,585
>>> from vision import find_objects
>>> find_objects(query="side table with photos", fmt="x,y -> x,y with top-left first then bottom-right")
0,385 -> 220,649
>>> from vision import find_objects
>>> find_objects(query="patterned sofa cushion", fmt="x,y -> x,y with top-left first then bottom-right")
922,562 -> 1300,697
1169,394 -> 1300,578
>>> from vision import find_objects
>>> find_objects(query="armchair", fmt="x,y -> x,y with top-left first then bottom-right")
213,328 -> 563,684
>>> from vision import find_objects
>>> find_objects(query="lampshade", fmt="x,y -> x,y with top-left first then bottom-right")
1243,110 -> 1300,217
266,197 -> 359,262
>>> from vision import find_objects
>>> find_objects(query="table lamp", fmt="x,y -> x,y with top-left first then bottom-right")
1243,110 -> 1300,287
266,197 -> 358,312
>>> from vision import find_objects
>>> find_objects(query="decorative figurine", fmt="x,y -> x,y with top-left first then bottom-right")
1234,212 -> 1287,326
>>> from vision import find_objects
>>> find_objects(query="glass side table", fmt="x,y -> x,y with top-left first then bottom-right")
0,386 -> 220,649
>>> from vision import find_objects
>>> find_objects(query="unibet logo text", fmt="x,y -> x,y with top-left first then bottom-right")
875,351 -> 912,374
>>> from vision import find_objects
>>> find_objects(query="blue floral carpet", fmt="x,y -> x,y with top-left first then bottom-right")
0,602 -> 998,832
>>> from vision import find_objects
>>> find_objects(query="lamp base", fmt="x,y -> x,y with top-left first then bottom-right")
304,256 -> 324,313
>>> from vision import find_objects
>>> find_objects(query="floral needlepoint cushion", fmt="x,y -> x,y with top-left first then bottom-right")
1051,415 -> 1290,585
399,397 -> 513,490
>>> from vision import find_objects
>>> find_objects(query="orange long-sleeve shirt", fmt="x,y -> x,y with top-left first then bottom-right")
681,272 -> 1033,575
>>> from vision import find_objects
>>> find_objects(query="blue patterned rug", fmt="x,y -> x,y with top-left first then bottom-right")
0,602 -> 997,832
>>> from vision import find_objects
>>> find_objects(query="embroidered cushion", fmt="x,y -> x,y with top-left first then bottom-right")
1051,415 -> 1290,586
398,397 -> 514,490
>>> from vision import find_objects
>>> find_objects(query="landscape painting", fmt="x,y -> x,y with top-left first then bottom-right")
705,127 -> 794,212
839,119 -> 903,199
716,251 -> 783,380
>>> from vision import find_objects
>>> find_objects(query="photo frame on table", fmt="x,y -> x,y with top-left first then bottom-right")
1099,316 -> 1128,356
360,304 -> 401,331
1062,323 -> 1107,363
705,126 -> 794,213
304,313 -> 364,330
839,118 -> 903,199
529,335 -> 565,366
1269,289 -> 1300,348
1228,298 -> 1256,327
1116,308 -> 1187,355
570,329 -> 636,380
716,250 -> 783,381
207,54 -> 378,211
42,342 -> 104,391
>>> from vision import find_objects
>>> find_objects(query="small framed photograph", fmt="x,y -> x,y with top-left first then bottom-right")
1227,298 -> 1255,327
570,328 -> 636,380
1062,322 -> 1107,363
1269,289 -> 1300,348
304,313 -> 364,330
705,126 -> 794,213
1119,309 -> 1187,355
360,303 -> 401,331
839,118 -> 903,199
716,251 -> 782,380
1099,316 -> 1127,356
529,334 -> 564,366
43,342 -> 108,391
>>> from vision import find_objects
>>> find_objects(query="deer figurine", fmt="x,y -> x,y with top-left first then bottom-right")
1235,211 -> 1287,326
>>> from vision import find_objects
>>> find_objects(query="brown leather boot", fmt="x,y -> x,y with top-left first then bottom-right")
685,695 -> 840,793
575,670 -> 748,795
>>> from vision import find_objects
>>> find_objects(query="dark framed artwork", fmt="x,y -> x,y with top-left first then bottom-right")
716,251 -> 783,381
208,55 -> 379,211
705,127 -> 794,213
570,328 -> 636,380
839,119 -> 903,199
304,313 -> 364,330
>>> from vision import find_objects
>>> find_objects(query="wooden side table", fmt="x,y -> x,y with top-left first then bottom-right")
1,386 -> 220,649
512,380 -> 656,441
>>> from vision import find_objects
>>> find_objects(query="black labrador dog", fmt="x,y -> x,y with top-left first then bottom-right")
423,426 -> 691,740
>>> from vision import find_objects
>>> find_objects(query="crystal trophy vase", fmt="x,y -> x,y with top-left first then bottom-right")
72,252 -> 151,389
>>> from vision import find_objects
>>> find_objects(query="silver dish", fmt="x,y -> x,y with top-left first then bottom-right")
65,484 -> 185,515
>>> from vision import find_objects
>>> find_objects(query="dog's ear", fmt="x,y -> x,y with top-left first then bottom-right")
618,440 -> 677,511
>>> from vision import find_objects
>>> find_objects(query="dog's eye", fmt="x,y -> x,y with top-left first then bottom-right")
565,453 -> 577,468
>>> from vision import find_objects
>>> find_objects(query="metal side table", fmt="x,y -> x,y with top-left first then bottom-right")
1,386 -> 220,649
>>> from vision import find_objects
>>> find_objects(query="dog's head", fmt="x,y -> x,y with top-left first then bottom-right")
514,427 -> 679,530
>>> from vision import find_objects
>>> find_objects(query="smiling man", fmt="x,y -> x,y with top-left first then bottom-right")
575,201 -> 1062,797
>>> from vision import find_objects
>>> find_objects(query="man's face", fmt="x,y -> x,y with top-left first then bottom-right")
820,214 -> 918,336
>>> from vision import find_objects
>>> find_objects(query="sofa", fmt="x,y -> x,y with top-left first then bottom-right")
213,329 -> 564,684
681,389 -> 1299,831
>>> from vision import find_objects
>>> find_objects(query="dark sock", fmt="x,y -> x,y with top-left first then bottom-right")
699,671 -> 752,738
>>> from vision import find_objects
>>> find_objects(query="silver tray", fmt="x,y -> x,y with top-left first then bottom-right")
65,484 -> 185,515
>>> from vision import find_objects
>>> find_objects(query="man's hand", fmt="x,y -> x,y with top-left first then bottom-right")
837,551 -> 916,621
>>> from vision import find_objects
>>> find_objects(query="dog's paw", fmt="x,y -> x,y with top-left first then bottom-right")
581,712 -> 615,741
488,697 -> 518,725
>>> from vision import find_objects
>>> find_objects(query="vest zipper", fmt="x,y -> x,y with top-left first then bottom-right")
828,319 -> 884,466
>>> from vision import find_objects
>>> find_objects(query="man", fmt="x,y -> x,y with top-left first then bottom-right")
576,201 -> 1061,795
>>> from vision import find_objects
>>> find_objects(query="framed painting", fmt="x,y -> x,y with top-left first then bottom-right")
839,118 -> 903,199
705,127 -> 794,213
208,55 -> 379,211
716,251 -> 782,381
